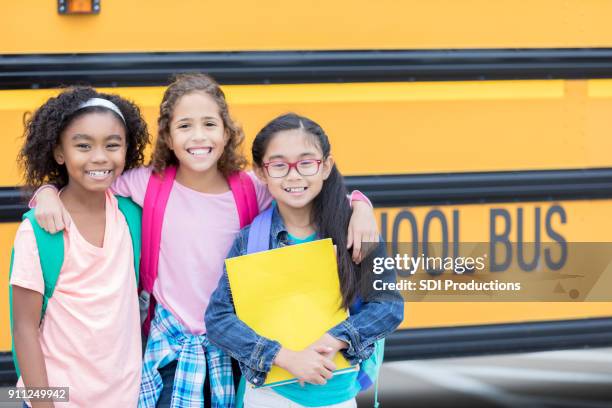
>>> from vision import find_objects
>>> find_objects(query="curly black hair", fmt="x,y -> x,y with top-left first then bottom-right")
18,87 -> 150,189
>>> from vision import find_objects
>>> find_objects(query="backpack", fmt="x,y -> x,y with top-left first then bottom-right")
244,205 -> 384,407
138,166 -> 259,334
8,195 -> 142,379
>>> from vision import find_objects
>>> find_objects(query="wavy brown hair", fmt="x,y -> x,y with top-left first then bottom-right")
150,73 -> 247,175
18,86 -> 149,190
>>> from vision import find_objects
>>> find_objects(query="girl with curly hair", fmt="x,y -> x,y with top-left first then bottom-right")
31,74 -> 378,407
11,86 -> 149,407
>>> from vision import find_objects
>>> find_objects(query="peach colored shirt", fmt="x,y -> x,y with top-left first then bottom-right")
10,191 -> 141,408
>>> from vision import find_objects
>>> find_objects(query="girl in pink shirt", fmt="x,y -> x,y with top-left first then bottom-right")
32,74 -> 378,407
11,87 -> 149,407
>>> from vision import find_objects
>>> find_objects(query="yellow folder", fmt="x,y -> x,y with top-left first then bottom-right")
225,238 -> 356,387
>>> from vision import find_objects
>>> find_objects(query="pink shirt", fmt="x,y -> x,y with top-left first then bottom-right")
10,191 -> 141,408
112,167 -> 272,334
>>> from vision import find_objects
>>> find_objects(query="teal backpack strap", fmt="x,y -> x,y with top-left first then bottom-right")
10,210 -> 64,378
235,376 -> 246,408
115,195 -> 142,283
22,210 -> 64,318
374,378 -> 380,408
371,338 -> 385,408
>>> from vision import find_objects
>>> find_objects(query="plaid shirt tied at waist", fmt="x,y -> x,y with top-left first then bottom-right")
139,304 -> 235,408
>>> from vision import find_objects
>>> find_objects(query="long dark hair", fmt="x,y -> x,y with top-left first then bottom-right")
252,113 -> 357,309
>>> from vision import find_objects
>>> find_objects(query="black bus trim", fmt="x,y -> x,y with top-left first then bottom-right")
2,167 -> 612,222
1,317 -> 610,384
4,48 -> 612,89
384,317 -> 612,362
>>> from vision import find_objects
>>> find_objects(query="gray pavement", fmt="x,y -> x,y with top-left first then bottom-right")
357,347 -> 612,407
2,347 -> 611,407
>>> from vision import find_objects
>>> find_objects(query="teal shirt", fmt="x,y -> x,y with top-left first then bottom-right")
273,232 -> 359,406
286,232 -> 317,244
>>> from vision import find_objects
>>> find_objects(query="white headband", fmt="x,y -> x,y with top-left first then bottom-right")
77,98 -> 126,124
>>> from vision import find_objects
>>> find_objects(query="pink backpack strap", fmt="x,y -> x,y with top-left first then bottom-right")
140,166 -> 176,335
140,168 -> 253,335
140,166 -> 177,293
228,171 -> 259,228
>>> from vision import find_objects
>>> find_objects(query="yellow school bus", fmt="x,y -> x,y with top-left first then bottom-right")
1,0 -> 612,383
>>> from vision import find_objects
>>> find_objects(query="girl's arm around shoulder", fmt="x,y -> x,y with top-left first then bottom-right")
110,166 -> 152,206
247,170 -> 373,215
28,187 -> 66,235
246,171 -> 273,213
204,232 -> 281,385
327,240 -> 404,364
28,166 -> 150,233
250,169 -> 377,263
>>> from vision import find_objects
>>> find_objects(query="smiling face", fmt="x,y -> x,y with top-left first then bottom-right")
168,91 -> 228,175
54,111 -> 127,194
256,128 -> 334,211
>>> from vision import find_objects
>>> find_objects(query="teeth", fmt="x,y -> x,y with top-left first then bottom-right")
87,170 -> 111,177
284,187 -> 306,193
188,147 -> 212,156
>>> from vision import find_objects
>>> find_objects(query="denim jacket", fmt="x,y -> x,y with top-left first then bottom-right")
205,205 -> 404,386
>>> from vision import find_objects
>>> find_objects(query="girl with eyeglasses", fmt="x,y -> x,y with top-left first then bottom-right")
205,113 -> 404,408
